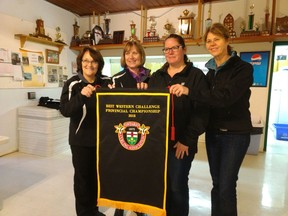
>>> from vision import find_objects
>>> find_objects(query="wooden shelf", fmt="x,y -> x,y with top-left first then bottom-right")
229,34 -> 288,44
69,35 -> 288,51
14,34 -> 66,53
70,38 -> 203,51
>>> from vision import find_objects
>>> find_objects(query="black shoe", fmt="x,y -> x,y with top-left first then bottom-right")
95,211 -> 106,216
135,212 -> 147,216
114,209 -> 124,216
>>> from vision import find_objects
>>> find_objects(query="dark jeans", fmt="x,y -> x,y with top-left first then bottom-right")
205,132 -> 250,216
71,145 -> 99,216
166,147 -> 195,216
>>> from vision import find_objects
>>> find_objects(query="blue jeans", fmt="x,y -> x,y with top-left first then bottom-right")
205,132 -> 250,216
166,147 -> 195,216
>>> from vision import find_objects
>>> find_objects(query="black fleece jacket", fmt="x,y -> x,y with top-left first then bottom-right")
148,62 -> 210,153
60,72 -> 110,147
189,53 -> 253,134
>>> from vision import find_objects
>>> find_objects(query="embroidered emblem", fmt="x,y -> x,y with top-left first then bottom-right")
114,121 -> 150,150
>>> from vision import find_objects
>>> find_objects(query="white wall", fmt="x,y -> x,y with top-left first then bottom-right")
0,0 -> 287,155
0,0 -> 77,155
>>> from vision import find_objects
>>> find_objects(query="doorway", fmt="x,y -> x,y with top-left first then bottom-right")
265,41 -> 288,154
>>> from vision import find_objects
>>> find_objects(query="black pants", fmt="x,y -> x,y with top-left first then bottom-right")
71,145 -> 98,216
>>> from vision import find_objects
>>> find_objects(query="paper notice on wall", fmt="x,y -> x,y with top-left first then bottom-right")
0,48 -> 11,63
20,48 -> 45,87
0,48 -> 13,76
0,63 -> 13,76
13,65 -> 24,81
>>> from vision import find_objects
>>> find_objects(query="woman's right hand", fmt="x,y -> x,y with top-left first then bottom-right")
81,84 -> 95,97
108,83 -> 115,89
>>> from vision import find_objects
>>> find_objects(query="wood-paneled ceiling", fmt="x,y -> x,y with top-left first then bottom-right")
45,0 -> 228,17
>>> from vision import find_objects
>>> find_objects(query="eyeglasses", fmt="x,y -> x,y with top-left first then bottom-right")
82,59 -> 97,65
162,45 -> 182,53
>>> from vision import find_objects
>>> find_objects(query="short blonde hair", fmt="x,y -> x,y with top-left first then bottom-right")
120,40 -> 146,68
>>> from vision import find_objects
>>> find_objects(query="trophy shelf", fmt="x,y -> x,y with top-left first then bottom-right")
229,35 -> 288,44
69,38 -> 203,51
14,34 -> 66,53
69,35 -> 288,51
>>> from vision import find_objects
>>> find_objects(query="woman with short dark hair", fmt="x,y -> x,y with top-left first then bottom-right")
60,47 -> 110,216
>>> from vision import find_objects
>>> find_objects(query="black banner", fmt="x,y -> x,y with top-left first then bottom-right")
96,89 -> 170,216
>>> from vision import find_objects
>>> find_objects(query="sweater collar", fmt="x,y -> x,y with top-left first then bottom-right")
205,51 -> 237,70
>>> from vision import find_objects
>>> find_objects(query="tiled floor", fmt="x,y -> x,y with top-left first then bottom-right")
0,131 -> 288,216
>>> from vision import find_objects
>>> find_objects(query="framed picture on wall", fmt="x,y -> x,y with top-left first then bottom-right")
240,51 -> 270,87
46,49 -> 59,64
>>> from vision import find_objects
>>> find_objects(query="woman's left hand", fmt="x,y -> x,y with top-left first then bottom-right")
169,84 -> 189,97
137,82 -> 148,90
173,142 -> 189,159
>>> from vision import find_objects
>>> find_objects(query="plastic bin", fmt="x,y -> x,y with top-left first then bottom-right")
247,126 -> 263,155
273,123 -> 288,140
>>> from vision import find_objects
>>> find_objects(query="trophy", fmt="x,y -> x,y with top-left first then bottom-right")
248,4 -> 255,30
262,8 -> 270,36
55,27 -> 66,44
30,19 -> 52,41
164,21 -> 172,36
98,12 -> 113,44
130,21 -> 137,40
143,16 -> 160,42
205,10 -> 212,31
70,20 -> 80,46
240,4 -> 261,37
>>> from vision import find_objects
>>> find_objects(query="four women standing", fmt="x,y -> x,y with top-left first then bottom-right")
61,23 -> 253,216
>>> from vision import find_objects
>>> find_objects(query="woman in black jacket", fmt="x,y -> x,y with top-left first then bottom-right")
177,23 -> 253,216
60,47 -> 110,216
111,40 -> 150,90
148,34 -> 210,216
111,40 -> 149,216
202,23 -> 253,216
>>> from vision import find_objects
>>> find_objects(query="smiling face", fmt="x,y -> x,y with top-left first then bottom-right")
205,32 -> 229,59
81,51 -> 98,83
124,45 -> 142,71
164,37 -> 186,67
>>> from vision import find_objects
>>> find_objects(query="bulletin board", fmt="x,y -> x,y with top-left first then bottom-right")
0,47 -> 66,88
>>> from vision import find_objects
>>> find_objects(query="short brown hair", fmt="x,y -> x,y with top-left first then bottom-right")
120,40 -> 146,68
76,47 -> 104,75
204,23 -> 232,54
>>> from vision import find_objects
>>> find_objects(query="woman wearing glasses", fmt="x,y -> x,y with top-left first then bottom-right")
60,47 -> 110,216
148,34 -> 210,216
